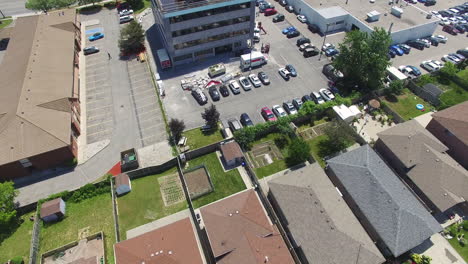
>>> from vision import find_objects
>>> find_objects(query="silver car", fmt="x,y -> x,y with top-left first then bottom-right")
239,77 -> 252,91
283,101 -> 298,115
248,74 -> 262,87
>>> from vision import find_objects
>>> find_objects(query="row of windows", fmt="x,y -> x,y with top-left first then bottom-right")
172,16 -> 250,37
174,53 -> 193,62
173,28 -> 249,50
169,2 -> 251,24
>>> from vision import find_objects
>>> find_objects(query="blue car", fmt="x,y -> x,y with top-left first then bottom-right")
282,26 -> 296,34
325,48 -> 339,57
407,65 -> 421,76
89,32 -> 104,41
389,45 -> 404,56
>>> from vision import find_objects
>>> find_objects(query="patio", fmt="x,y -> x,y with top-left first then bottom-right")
353,111 -> 396,143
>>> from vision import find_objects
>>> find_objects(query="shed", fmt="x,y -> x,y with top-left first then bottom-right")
220,141 -> 244,167
115,173 -> 132,196
333,104 -> 361,123
40,198 -> 66,223
422,83 -> 443,97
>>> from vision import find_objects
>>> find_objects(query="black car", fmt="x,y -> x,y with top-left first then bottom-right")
457,48 -> 468,57
454,24 -> 466,33
286,30 -> 300,38
303,47 -> 319,57
296,37 -> 311,47
286,5 -> 294,12
258,72 -> 270,84
322,63 -> 343,81
307,23 -> 320,33
191,89 -> 208,105
423,36 -> 439,46
279,0 -> 287,6
240,113 -> 254,127
273,14 -> 285,22
439,10 -> 452,17
302,94 -> 313,103
219,85 -> 230,97
83,46 -> 99,55
397,44 -> 411,54
388,49 -> 396,59
285,64 -> 297,77
407,40 -> 425,50
424,0 -> 436,6
209,86 -> 220,101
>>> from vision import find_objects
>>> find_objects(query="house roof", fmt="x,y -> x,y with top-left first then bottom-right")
114,217 -> 204,264
40,198 -> 63,218
327,145 -> 442,257
377,120 -> 448,168
220,141 -> 243,161
200,189 -> 294,264
431,101 -> 468,145
0,10 -> 78,166
268,164 -> 385,264
378,120 -> 468,212
115,173 -> 130,187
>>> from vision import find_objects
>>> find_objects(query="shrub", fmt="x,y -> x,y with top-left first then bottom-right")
286,138 -> 311,166
274,135 -> 289,149
10,256 -> 24,264
449,224 -> 459,237
463,220 -> 468,231
460,238 -> 466,247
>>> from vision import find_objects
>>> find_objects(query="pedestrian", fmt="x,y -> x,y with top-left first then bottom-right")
107,52 -> 111,60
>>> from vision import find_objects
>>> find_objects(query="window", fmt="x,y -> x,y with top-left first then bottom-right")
169,2 -> 251,24
195,48 -> 213,57
174,53 -> 192,62
173,28 -> 250,50
171,16 -> 250,37
19,159 -> 32,168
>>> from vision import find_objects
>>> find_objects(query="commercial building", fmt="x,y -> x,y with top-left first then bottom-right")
0,10 -> 81,181
150,0 -> 255,66
284,0 -> 439,44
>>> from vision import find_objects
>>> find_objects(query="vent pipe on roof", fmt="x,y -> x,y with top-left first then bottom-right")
264,256 -> 269,263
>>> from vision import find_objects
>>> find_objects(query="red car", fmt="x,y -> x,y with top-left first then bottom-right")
442,25 -> 460,35
261,107 -> 277,122
264,8 -> 278,16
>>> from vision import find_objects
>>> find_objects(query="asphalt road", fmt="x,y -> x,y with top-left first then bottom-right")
0,0 -> 30,17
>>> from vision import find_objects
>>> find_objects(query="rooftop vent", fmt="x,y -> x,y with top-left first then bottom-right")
367,10 -> 381,22
391,6 -> 403,18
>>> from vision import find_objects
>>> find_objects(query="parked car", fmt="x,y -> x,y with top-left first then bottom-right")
292,98 -> 303,109
451,53 -> 466,61
299,43 -> 312,51
407,40 -> 425,50
219,85 -> 230,97
319,88 -> 335,101
248,74 -> 262,87
192,88 -> 208,104
228,80 -> 241,94
430,59 -> 443,68
83,46 -> 99,55
119,9 -> 134,16
307,23 -> 320,33
239,76 -> 252,91
322,64 -> 344,81
282,26 -> 296,34
286,5 -> 294,12
443,25 -> 460,35
208,86 -> 220,101
389,45 -> 404,56
420,60 -> 440,72
285,64 -> 297,77
119,15 -> 134,24
273,13 -> 285,22
258,72 -> 270,84
89,32 -> 104,41
426,36 -> 441,46
261,107 -> 277,122
228,118 -> 242,132
454,24 -> 466,33
325,48 -> 339,57
297,15 -> 307,23
279,68 -> 290,80
407,65 -> 422,76
240,113 -> 254,127
279,0 -> 287,6
442,54 -> 461,64
303,47 -> 319,57
283,101 -> 298,115
425,0 -> 436,6
296,37 -> 310,46
117,2 -> 130,11
417,38 -> 431,48
388,49 -> 397,58
311,91 -> 325,104
272,105 -> 288,118
322,43 -> 335,51
287,30 -> 300,38
264,8 -> 278,16
456,47 -> 468,57
302,94 -> 313,103
397,44 -> 411,54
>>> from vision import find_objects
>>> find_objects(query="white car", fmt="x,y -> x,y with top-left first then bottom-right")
297,15 -> 307,23
432,35 -> 447,43
278,68 -> 290,80
299,43 -> 313,51
398,65 -> 412,74
119,15 -> 134,24
319,88 -> 335,101
420,60 -> 440,72
283,101 -> 298,115
439,18 -> 450,26
239,76 -> 252,91
418,38 -> 431,48
119,9 -> 134,16
449,8 -> 460,14
442,54 -> 460,64
228,80 -> 241,94
311,92 -> 325,104
248,74 -> 262,87
430,59 -> 443,68
448,17 -> 458,24
272,105 -> 288,118
322,43 -> 335,52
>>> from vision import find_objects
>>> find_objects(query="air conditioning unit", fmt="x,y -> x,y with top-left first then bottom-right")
367,10 -> 381,22
391,6 -> 403,17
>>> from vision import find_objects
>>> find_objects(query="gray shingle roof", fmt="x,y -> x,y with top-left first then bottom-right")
327,145 -> 442,257
377,120 -> 468,212
268,164 -> 385,264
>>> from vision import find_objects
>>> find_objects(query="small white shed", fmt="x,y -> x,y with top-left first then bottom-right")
333,104 -> 362,123
115,173 -> 132,196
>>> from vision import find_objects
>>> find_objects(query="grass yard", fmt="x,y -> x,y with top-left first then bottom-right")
0,19 -> 13,29
182,127 -> 223,150
117,167 -> 187,240
248,133 -> 290,179
439,86 -> 468,110
133,0 -> 152,14
0,213 -> 35,263
39,194 -> 116,264
447,224 -> 468,262
382,89 -> 430,120
307,134 -> 356,168
187,153 -> 246,208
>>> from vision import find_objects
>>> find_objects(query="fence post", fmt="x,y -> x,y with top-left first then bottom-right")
110,177 -> 120,243
28,211 -> 41,264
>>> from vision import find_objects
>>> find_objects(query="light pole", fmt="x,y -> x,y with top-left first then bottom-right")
318,23 -> 330,61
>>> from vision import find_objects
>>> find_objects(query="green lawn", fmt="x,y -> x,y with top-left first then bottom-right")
249,133 -> 290,179
0,19 -> 12,29
187,153 -> 246,208
439,86 -> 468,110
0,213 -> 34,263
447,225 -> 468,262
182,127 -> 223,150
307,134 -> 356,168
39,194 -> 116,264
117,167 -> 187,240
382,89 -> 430,120
133,0 -> 152,14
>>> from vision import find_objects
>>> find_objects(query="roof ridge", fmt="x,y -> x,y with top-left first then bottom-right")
16,114 -> 69,146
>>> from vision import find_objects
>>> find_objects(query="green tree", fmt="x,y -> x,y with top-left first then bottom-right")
169,118 -> 185,142
319,120 -> 356,157
439,61 -> 458,84
201,104 -> 220,128
0,182 -> 18,232
56,0 -> 76,7
388,79 -> 404,96
286,138 -> 310,166
25,0 -> 56,12
119,21 -> 145,53
78,0 -> 100,5
333,28 -> 391,92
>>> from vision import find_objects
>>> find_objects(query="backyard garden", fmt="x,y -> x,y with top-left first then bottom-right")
182,126 -> 223,150
117,166 -> 188,240
445,220 -> 468,262
380,88 -> 431,121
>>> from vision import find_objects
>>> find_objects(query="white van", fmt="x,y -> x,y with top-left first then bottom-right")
240,51 -> 267,70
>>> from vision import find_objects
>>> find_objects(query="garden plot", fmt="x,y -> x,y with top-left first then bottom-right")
184,166 -> 214,200
158,174 -> 185,206
248,141 -> 284,169
299,122 -> 329,141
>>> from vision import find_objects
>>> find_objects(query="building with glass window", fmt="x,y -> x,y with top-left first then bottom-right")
150,0 -> 255,66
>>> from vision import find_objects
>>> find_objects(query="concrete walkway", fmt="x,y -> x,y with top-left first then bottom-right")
412,233 -> 467,264
126,209 -> 190,239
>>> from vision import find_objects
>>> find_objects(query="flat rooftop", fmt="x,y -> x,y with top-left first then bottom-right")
155,0 -> 248,14
307,0 -> 439,31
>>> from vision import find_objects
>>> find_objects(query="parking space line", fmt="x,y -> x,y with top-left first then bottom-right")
87,119 -> 113,127
87,129 -> 112,137
87,104 -> 113,111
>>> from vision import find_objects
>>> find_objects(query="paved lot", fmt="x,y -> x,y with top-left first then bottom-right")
127,58 -> 167,146
0,0 -> 30,17
84,24 -> 114,144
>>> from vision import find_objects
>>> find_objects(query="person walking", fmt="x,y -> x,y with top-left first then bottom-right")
107,52 -> 112,60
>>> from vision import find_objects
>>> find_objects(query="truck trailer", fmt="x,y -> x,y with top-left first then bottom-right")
240,51 -> 267,70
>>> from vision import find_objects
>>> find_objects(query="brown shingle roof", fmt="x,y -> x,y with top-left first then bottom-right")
114,217 -> 204,264
0,10 -> 78,166
220,141 -> 243,162
115,173 -> 130,187
200,189 -> 294,264
431,101 -> 468,145
40,198 -> 62,218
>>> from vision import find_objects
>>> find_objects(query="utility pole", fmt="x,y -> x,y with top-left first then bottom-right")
0,9 -> 5,19
318,23 -> 330,61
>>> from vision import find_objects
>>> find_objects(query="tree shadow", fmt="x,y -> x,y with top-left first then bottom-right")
384,94 -> 398,103
79,5 -> 103,15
